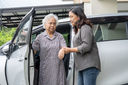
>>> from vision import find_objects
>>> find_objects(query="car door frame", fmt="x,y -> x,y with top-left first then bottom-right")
6,8 -> 35,85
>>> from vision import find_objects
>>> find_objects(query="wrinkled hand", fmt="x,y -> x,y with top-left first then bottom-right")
58,48 -> 65,60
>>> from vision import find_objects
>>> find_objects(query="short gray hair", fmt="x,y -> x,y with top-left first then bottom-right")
42,14 -> 58,28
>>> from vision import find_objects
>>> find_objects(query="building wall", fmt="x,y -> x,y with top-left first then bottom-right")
0,0 -> 73,8
117,0 -> 128,1
74,0 -> 90,3
73,0 -> 128,13
74,0 -> 128,3
118,1 -> 128,12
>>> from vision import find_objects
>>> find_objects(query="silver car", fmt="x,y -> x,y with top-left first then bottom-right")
0,8 -> 128,85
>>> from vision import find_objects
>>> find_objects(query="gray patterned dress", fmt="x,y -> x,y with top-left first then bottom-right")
32,31 -> 66,85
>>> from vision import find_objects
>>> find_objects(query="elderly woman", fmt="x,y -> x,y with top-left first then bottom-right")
32,14 -> 67,85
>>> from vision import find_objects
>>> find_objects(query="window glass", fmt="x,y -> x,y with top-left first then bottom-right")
13,16 -> 32,49
93,22 -> 128,41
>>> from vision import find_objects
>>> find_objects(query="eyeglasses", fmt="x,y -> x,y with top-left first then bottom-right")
48,22 -> 56,25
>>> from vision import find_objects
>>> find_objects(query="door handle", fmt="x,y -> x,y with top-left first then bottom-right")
18,57 -> 25,61
18,57 -> 27,61
18,58 -> 24,61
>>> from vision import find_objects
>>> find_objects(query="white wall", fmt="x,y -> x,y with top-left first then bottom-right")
91,0 -> 117,15
0,0 -> 73,8
84,0 -> 118,16
117,2 -> 128,13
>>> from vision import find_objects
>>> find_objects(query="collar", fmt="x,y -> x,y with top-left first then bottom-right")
43,30 -> 58,40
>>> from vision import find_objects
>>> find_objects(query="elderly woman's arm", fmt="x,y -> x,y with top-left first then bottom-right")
58,48 -> 65,60
32,35 -> 40,55
58,34 -> 67,60
33,50 -> 37,54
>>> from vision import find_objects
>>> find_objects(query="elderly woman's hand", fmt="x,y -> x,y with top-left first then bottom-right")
58,48 -> 65,60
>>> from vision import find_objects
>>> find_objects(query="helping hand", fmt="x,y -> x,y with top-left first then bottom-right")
63,47 -> 70,54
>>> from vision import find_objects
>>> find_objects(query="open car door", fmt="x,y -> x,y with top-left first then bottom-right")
6,8 -> 35,85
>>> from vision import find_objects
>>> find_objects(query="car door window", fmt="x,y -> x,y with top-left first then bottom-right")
13,18 -> 31,49
93,22 -> 128,41
93,25 -> 103,42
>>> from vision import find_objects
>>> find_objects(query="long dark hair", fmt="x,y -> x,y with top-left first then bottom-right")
70,7 -> 92,34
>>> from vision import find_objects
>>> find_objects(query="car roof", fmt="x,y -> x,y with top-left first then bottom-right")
32,13 -> 128,34
60,13 -> 128,24
88,13 -> 128,24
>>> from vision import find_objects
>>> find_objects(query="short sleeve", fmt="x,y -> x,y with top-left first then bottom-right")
59,34 -> 67,48
32,35 -> 40,51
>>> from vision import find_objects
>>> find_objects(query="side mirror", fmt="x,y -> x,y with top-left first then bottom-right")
2,45 -> 9,55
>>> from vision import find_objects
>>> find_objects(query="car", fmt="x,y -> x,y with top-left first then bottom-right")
0,8 -> 128,85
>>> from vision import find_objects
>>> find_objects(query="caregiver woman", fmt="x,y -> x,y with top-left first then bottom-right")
64,7 -> 101,85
